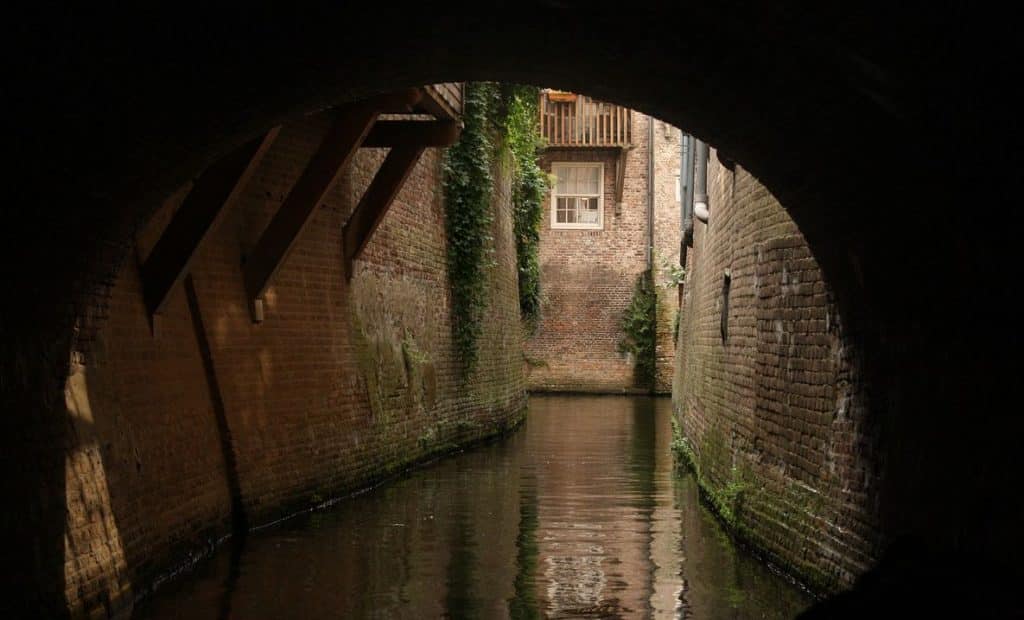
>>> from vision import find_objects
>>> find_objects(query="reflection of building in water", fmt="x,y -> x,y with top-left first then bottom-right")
545,552 -> 606,612
527,400 -> 665,616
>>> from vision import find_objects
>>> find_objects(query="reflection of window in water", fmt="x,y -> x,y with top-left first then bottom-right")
545,553 -> 607,612
552,163 -> 603,229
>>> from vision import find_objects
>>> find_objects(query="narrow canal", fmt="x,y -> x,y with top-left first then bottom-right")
132,396 -> 811,619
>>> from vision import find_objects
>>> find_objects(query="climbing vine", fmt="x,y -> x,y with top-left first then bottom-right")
443,82 -> 497,373
443,82 -> 546,372
619,270 -> 657,390
502,85 -> 547,331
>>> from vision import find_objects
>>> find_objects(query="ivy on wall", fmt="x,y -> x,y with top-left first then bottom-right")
443,82 -> 497,373
619,270 -> 657,390
502,85 -> 547,331
443,82 -> 546,372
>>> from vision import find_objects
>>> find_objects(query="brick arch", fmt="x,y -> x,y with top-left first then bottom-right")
3,5 -> 1019,616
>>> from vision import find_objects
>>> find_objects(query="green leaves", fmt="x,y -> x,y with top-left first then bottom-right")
443,83 -> 547,374
619,270 -> 657,389
504,85 -> 547,330
443,83 -> 498,374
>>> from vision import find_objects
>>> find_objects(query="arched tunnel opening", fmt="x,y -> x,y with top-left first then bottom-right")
2,6 -> 1021,618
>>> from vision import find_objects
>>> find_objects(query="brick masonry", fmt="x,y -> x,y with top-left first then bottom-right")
525,114 -> 682,394
672,151 -> 881,592
57,113 -> 526,618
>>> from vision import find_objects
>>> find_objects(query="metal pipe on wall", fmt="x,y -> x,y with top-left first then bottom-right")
681,132 -> 694,247
693,139 -> 709,223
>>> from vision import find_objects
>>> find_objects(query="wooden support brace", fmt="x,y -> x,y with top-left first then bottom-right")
418,85 -> 461,120
342,145 -> 426,280
140,127 -> 280,321
242,89 -> 421,320
361,121 -> 460,148
615,146 -> 631,214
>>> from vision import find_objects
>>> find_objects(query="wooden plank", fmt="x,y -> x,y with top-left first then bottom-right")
141,127 -> 280,318
583,98 -> 589,145
561,102 -> 566,145
341,145 -> 425,279
557,103 -> 561,144
539,92 -> 545,141
418,84 -> 460,120
581,97 -> 589,144
243,90 -> 420,316
607,107 -> 612,144
571,100 -> 576,145
615,147 -> 628,206
361,120 -> 460,148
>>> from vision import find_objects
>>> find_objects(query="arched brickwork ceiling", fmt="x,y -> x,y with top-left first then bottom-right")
5,5 -> 1020,596
8,5 -> 973,329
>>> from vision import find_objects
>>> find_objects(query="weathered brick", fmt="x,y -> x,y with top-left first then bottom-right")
57,112 -> 526,618
673,150 -> 880,593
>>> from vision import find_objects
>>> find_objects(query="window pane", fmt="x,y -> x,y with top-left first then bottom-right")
579,198 -> 599,223
554,167 -> 568,193
583,166 -> 600,194
565,198 -> 577,223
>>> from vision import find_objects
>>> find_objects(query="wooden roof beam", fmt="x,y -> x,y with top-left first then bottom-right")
242,89 -> 421,321
417,84 -> 461,120
361,120 -> 460,148
140,127 -> 280,324
342,145 -> 426,280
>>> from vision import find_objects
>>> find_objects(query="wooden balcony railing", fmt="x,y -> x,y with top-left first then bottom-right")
539,91 -> 632,147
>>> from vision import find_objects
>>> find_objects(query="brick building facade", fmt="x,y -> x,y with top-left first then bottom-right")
525,92 -> 682,394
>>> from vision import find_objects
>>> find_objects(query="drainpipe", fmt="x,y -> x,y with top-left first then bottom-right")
647,115 -> 655,270
693,139 -> 710,223
680,132 -> 695,250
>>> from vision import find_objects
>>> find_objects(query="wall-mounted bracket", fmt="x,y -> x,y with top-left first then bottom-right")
614,145 -> 633,215
242,89 -> 421,321
140,127 -> 280,331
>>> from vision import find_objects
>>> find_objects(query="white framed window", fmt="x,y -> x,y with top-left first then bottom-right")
551,162 -> 604,230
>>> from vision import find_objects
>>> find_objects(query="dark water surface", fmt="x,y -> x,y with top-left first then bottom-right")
133,395 -> 811,619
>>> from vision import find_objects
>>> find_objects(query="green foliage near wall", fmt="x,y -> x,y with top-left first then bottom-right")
443,82 -> 497,373
502,85 -> 547,331
443,82 -> 546,372
619,270 -> 657,389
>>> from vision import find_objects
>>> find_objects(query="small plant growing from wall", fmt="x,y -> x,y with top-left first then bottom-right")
657,254 -> 686,289
619,270 -> 657,390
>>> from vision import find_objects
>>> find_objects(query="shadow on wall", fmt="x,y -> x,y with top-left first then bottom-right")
2,352 -> 69,618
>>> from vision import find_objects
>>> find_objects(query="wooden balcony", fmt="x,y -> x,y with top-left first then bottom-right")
539,91 -> 632,147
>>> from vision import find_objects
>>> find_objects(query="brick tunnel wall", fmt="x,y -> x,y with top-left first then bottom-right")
525,114 -> 681,394
672,152 -> 881,593
58,114 -> 526,618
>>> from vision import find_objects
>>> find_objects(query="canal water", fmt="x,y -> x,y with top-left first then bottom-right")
132,395 -> 812,619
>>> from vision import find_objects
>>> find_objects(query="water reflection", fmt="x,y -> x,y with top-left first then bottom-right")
132,396 -> 810,619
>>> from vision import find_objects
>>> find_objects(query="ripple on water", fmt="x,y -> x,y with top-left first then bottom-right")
132,395 -> 811,619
